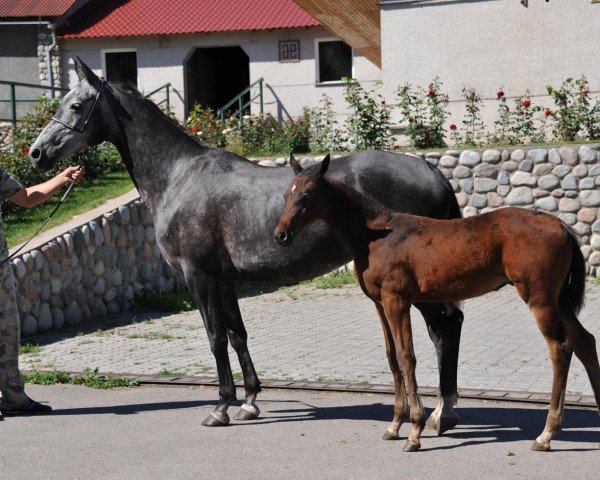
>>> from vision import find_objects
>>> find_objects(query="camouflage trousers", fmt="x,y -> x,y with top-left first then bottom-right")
0,260 -> 29,409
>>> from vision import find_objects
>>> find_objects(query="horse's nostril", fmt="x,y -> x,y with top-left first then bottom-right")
278,231 -> 288,242
30,148 -> 41,160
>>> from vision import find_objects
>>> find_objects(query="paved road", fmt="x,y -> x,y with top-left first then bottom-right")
21,279 -> 600,396
1,384 -> 598,480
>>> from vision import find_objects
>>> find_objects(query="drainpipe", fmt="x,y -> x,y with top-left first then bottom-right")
46,24 -> 58,98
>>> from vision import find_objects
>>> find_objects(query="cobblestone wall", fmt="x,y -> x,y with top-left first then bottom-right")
11,199 -> 185,338
0,123 -> 13,153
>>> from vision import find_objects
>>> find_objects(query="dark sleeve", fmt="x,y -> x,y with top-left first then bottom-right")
0,166 -> 23,201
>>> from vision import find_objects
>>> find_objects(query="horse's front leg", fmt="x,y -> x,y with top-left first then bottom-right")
374,303 -> 409,440
415,302 -> 462,435
219,281 -> 261,421
186,272 -> 236,426
384,295 -> 425,452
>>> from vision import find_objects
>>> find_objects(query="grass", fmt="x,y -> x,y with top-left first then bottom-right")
157,369 -> 186,376
4,170 -> 134,246
312,270 -> 357,289
19,343 -> 42,355
23,368 -> 139,389
133,289 -> 195,312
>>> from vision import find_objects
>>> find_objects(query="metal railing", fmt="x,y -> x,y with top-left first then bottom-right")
0,80 -> 68,125
217,78 -> 264,124
144,83 -> 171,113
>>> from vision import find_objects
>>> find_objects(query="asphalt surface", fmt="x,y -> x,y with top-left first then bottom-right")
1,384 -> 598,480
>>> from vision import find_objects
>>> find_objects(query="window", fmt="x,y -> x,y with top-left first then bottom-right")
104,51 -> 137,86
316,40 -> 352,83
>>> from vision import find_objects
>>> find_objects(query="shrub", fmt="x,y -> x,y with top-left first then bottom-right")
343,79 -> 392,151
186,104 -> 228,147
396,77 -> 448,149
309,95 -> 346,153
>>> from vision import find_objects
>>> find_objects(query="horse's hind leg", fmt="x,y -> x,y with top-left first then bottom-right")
186,272 -> 236,427
415,302 -> 462,435
528,304 -> 573,451
561,311 -> 600,414
219,281 -> 262,421
375,303 -> 409,440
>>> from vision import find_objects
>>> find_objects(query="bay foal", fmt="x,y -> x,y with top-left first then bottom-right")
274,154 -> 600,452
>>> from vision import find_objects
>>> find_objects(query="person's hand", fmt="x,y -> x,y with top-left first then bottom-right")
59,165 -> 85,186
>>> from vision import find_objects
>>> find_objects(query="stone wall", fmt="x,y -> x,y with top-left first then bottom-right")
0,123 -> 13,153
399,145 -> 600,276
11,199 -> 185,338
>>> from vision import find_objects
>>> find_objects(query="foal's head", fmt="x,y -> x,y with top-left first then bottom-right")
274,154 -> 330,246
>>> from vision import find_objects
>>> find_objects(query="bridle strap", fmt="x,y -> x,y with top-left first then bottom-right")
51,80 -> 106,133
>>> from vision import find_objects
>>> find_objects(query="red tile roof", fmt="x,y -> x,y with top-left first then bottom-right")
62,0 -> 320,38
0,0 -> 77,18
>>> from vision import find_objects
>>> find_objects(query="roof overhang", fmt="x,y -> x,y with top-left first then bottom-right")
292,0 -> 381,67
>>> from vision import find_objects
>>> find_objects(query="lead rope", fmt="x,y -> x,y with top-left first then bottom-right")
0,180 -> 76,267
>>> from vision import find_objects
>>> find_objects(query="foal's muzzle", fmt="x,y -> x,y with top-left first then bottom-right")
274,229 -> 292,246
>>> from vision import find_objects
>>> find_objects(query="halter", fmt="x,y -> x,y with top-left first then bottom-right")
51,80 -> 106,133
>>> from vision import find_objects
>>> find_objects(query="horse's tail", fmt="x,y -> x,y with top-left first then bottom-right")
559,226 -> 586,316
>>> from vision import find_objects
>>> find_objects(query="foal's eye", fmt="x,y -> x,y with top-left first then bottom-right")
70,103 -> 82,111
300,195 -> 311,205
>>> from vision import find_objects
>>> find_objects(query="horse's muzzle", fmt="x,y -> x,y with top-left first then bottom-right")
29,147 -> 53,171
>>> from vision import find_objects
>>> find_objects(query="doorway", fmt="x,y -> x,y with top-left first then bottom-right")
186,46 -> 250,114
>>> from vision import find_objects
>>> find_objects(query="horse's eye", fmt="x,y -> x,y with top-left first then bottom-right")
300,195 -> 311,205
70,103 -> 82,111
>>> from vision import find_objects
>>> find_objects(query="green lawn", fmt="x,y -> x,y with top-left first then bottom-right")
4,170 -> 134,247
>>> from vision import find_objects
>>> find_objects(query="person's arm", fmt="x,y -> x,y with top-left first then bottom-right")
8,166 -> 85,208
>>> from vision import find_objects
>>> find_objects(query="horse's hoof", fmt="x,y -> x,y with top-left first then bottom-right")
234,404 -> 260,421
531,440 -> 551,452
426,414 -> 459,436
382,431 -> 400,441
402,440 -> 421,452
202,411 -> 230,427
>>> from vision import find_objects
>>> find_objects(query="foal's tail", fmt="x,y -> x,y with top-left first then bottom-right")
558,226 -> 586,316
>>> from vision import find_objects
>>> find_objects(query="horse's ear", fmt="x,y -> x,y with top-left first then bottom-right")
73,57 -> 102,89
319,154 -> 331,177
290,153 -> 303,174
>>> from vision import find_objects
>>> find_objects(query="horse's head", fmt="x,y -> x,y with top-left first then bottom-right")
30,57 -> 112,171
274,153 -> 330,246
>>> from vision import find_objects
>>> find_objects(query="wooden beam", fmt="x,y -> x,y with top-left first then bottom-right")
293,0 -> 381,67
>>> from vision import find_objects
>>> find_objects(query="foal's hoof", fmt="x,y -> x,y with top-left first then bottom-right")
402,440 -> 421,452
381,431 -> 400,441
202,411 -> 230,427
531,440 -> 551,452
425,414 -> 459,436
234,404 -> 260,421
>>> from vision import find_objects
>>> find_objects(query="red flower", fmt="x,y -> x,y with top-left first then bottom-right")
428,89 -> 435,97
189,127 -> 199,133
522,99 -> 531,108
22,146 -> 30,154
583,90 -> 590,96
449,124 -> 457,131
497,90 -> 505,99
544,109 -> 553,117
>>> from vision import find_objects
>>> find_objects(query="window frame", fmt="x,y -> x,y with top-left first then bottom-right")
101,48 -> 138,86
314,38 -> 354,86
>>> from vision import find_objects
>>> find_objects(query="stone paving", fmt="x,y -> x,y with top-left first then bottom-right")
20,279 -> 600,396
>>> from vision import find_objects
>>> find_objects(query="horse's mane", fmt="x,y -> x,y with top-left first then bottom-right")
109,82 -> 201,142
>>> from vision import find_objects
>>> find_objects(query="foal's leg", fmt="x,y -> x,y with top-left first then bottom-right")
561,311 -> 600,415
375,303 -> 409,440
529,305 -> 573,451
383,296 -> 425,452
186,272 -> 236,426
219,281 -> 262,421
416,302 -> 462,435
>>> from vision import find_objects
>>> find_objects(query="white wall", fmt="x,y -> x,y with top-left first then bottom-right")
381,0 -> 600,133
60,27 -> 380,121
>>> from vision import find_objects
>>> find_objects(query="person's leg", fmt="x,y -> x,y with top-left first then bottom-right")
0,263 -> 51,415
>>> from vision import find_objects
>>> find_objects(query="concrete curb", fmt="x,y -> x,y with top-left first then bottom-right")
26,370 -> 596,409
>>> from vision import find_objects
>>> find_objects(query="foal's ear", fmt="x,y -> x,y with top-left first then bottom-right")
290,153 -> 303,174
73,57 -> 102,89
319,154 -> 331,177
